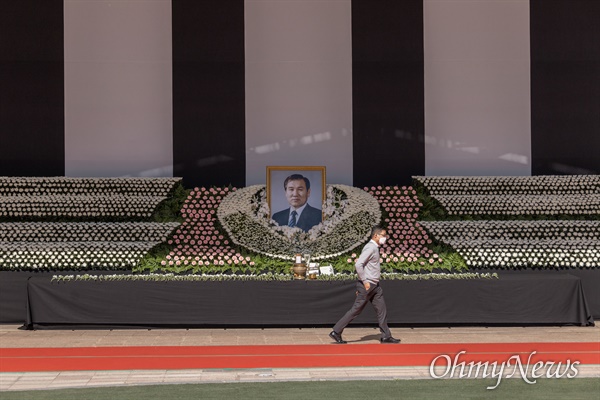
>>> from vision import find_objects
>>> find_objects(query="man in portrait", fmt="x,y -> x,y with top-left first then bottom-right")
272,174 -> 322,232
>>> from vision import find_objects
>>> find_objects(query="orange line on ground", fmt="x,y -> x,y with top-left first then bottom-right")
1,343 -> 597,372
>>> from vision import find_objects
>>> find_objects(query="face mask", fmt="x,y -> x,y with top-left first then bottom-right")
378,237 -> 386,245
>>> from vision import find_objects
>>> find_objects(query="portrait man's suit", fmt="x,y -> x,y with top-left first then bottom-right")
272,203 -> 322,232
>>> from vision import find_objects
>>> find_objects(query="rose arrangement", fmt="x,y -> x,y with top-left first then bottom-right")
357,186 -> 459,272
160,187 -> 256,273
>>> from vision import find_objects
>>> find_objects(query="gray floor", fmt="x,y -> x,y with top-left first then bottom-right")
1,325 -> 599,391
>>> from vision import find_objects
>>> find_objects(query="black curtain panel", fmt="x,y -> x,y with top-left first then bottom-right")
172,0 -> 246,188
351,0 -> 425,187
0,1 -> 64,176
530,0 -> 600,175
24,272 -> 594,329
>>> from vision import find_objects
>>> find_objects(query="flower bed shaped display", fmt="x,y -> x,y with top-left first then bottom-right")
0,177 -> 180,196
0,222 -> 179,271
0,177 -> 182,271
0,195 -> 169,219
16,175 -> 598,274
421,215 -> 600,269
157,184 -> 453,275
0,241 -> 160,270
420,220 -> 600,241
413,176 -> 600,269
0,177 -> 182,220
0,222 -> 179,242
413,175 -> 600,195
432,194 -> 600,216
413,175 -> 600,216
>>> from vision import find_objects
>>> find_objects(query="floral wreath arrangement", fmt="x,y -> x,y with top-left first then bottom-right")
5,175 -> 598,277
156,184 -> 451,276
217,184 -> 381,261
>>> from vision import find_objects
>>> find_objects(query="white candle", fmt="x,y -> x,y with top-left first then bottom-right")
295,255 -> 302,264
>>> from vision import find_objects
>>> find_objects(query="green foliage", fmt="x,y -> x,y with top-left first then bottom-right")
151,182 -> 189,222
415,183 -> 449,221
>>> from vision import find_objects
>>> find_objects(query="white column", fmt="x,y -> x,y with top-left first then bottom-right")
424,0 -> 531,176
244,0 -> 353,185
64,0 -> 172,177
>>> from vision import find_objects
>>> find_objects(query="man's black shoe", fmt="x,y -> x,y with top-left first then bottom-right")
329,331 -> 347,344
380,336 -> 401,344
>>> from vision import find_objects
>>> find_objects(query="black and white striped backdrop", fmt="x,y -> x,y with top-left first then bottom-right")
1,0 -> 598,187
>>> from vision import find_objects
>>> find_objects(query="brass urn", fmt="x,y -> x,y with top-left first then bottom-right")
291,253 -> 307,279
292,263 -> 307,279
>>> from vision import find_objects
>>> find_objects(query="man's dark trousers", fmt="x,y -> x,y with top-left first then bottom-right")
333,281 -> 392,338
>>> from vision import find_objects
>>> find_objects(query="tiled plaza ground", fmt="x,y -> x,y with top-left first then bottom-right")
1,325 -> 599,391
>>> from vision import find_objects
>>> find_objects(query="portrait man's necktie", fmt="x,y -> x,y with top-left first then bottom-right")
289,210 -> 297,227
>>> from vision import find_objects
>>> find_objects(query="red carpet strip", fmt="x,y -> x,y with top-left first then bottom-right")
1,342 -> 598,372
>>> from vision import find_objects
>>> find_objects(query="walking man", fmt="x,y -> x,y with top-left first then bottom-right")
329,225 -> 401,344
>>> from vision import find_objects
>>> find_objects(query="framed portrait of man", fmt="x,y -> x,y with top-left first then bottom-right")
267,166 -> 326,232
